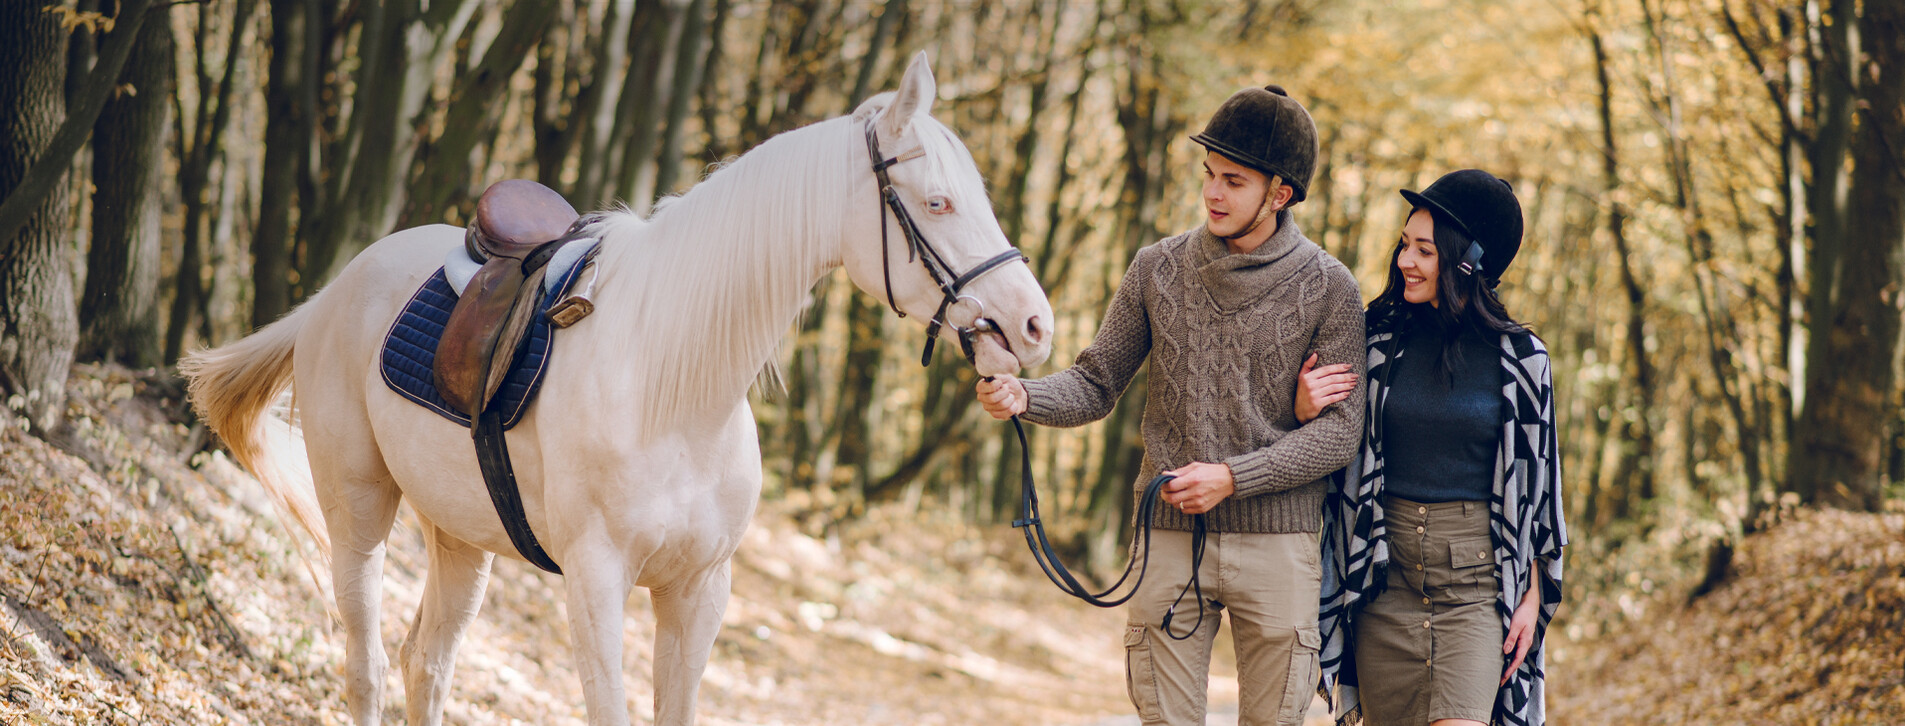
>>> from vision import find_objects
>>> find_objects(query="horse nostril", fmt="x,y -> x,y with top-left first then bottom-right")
1025,315 -> 1046,345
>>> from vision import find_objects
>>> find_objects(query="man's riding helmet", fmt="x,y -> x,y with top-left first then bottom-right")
1190,85 -> 1320,204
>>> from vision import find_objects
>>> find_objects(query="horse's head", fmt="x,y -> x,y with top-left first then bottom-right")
842,52 -> 1053,377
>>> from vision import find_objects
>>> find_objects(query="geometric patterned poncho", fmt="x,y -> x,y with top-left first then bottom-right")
1318,327 -> 1568,726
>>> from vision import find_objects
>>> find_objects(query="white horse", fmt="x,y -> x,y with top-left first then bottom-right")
181,53 -> 1052,725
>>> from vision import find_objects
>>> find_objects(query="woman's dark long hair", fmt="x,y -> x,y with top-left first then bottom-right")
1367,207 -> 1530,383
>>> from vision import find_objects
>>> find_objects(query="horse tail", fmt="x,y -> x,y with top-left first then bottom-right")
179,297 -> 332,562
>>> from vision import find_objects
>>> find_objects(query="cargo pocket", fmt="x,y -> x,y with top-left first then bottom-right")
1448,535 -> 1497,603
1277,625 -> 1321,726
1124,625 -> 1163,722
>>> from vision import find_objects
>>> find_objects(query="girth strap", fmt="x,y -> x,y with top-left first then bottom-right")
463,234 -> 586,577
474,408 -> 563,574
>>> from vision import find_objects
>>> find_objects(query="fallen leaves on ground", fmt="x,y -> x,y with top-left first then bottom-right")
1549,505 -> 1905,725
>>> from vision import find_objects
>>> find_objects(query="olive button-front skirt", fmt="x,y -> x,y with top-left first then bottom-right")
1353,496 -> 1501,726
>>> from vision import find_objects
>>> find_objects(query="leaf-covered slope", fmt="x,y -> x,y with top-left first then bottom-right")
1551,507 -> 1905,725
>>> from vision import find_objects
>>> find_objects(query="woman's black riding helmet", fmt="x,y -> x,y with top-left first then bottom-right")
1399,169 -> 1523,286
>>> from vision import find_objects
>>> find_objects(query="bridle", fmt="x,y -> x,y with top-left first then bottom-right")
865,121 -> 1028,367
867,119 -> 1210,639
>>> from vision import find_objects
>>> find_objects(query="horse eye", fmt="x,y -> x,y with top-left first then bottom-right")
925,196 -> 954,214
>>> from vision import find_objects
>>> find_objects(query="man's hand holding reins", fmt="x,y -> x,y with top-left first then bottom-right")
1161,462 -> 1235,514
976,374 -> 1027,419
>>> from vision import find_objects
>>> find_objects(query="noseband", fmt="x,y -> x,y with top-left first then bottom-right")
865,121 -> 1029,367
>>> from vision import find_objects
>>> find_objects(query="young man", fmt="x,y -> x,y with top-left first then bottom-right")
977,85 -> 1366,725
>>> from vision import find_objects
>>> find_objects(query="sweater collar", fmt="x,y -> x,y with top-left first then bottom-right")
1192,210 -> 1319,312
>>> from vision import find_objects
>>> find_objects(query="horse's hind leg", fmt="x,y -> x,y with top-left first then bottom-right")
313,444 -> 403,725
651,562 -> 732,726
399,520 -> 494,725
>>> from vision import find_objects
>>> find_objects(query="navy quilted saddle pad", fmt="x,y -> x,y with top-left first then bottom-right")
379,259 -> 590,430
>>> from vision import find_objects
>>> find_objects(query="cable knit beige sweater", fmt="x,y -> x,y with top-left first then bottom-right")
1021,211 -> 1366,533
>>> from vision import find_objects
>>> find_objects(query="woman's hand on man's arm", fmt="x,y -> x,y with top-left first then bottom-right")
1295,352 -> 1358,424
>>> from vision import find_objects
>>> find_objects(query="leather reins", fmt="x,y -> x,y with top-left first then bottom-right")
866,120 -> 1210,640
1007,420 -> 1211,640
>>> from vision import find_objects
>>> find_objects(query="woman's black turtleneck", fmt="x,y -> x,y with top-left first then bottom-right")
1379,318 -> 1502,503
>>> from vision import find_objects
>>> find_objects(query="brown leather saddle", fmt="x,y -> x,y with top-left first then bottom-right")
434,179 -> 581,418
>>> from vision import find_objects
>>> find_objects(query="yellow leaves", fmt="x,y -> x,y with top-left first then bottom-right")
42,7 -> 115,35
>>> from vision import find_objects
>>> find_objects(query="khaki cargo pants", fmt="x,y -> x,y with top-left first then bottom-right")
1122,529 -> 1321,726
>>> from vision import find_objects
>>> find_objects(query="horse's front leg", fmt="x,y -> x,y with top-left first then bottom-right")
564,533 -> 635,726
650,561 -> 732,726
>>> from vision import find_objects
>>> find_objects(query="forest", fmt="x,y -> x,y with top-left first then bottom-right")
0,0 -> 1901,721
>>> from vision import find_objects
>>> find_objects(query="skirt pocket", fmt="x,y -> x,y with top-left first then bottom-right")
1446,535 -> 1497,603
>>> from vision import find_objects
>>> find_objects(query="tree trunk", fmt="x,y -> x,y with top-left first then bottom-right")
1640,0 -> 1768,516
694,0 -> 732,161
253,0 -> 313,329
0,0 -> 154,253
1034,32 -> 1098,293
847,0 -> 906,110
303,0 -> 479,287
653,0 -> 712,197
611,0 -> 688,209
1589,23 -> 1657,515
1796,0 -> 1857,416
780,277 -> 835,491
0,2 -> 78,431
865,363 -> 981,503
567,0 -> 636,206
831,292 -> 884,495
80,5 -> 173,368
65,0 -> 101,106
402,0 -> 560,227
1719,0 -> 1809,528
1794,0 -> 1904,511
529,1 -> 572,188
165,0 -> 258,363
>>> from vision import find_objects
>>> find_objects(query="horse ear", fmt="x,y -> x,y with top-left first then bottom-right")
879,51 -> 936,137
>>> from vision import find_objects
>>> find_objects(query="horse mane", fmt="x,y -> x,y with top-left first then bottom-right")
565,107 -> 931,433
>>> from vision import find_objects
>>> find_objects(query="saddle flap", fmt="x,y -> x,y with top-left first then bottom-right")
435,259 -> 529,416
472,179 -> 579,258
483,264 -> 552,405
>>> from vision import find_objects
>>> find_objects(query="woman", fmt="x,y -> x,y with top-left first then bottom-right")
1306,169 -> 1566,726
